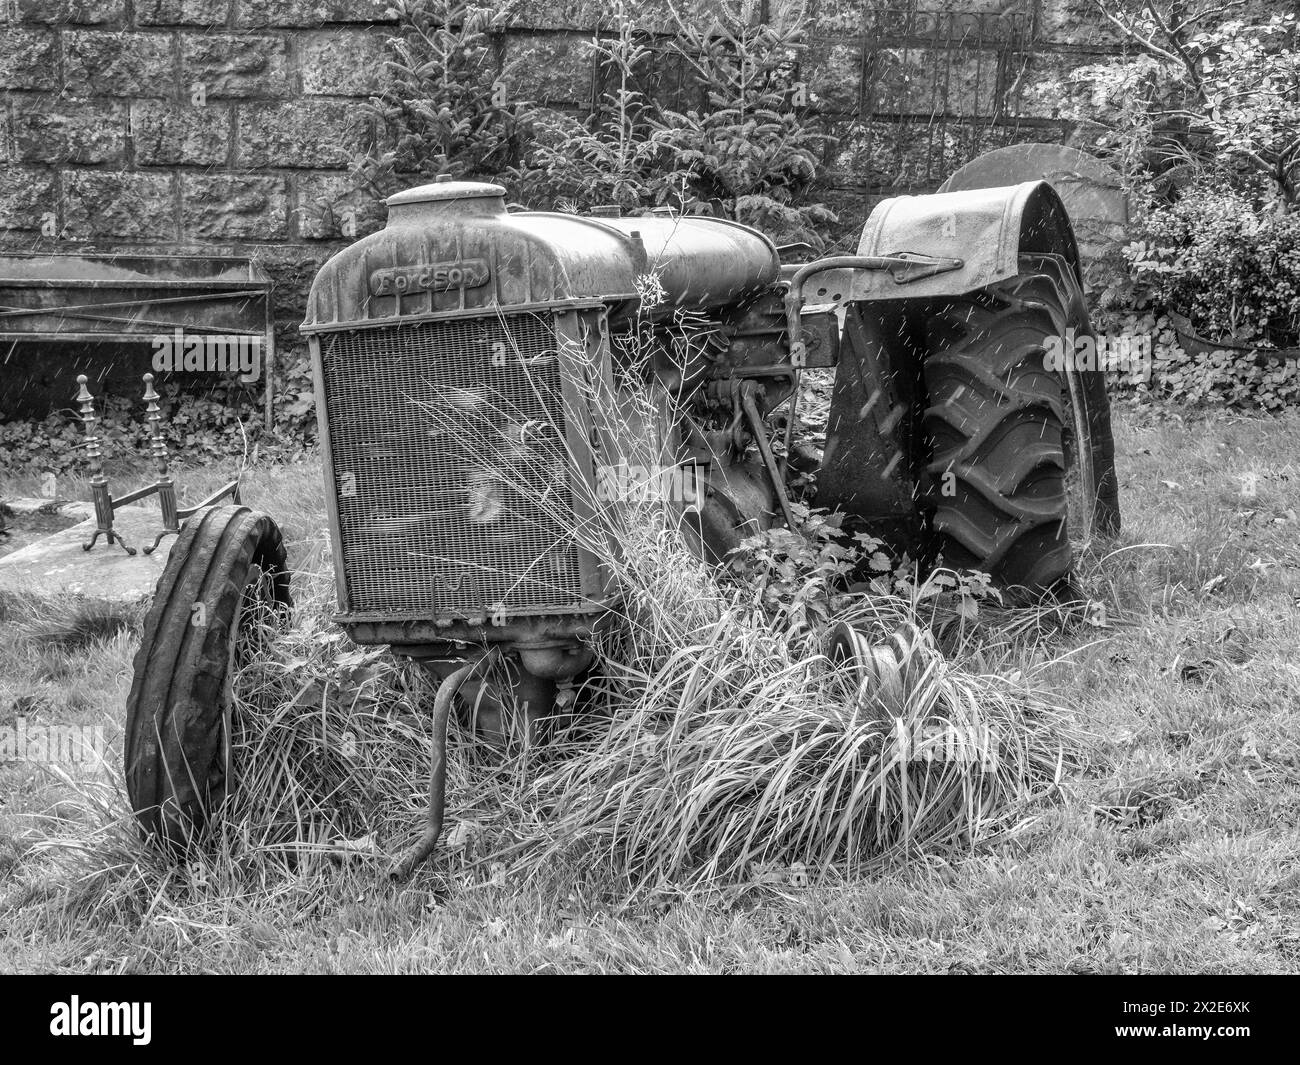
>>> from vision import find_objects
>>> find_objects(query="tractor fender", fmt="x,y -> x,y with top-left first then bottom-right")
847,180 -> 1084,301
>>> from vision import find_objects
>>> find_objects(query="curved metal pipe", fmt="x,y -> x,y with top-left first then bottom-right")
740,384 -> 797,530
783,255 -> 899,363
389,648 -> 499,880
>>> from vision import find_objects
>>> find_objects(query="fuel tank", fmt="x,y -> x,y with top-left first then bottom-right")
303,178 -> 781,330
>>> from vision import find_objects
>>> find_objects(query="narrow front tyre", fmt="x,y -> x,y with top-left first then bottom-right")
124,505 -> 290,852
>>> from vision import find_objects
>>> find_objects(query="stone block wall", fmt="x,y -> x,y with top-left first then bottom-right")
0,0 -> 390,263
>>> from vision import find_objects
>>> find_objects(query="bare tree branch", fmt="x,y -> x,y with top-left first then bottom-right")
1094,0 -> 1183,65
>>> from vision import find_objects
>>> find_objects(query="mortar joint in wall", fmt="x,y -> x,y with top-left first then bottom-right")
172,169 -> 181,242
227,99 -> 237,170
172,27 -> 183,104
287,169 -> 300,241
286,30 -> 301,99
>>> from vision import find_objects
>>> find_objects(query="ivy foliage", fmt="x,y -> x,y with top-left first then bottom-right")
1100,311 -> 1300,411
0,380 -> 269,477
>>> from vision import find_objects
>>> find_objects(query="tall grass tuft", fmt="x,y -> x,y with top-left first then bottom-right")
6,595 -> 142,651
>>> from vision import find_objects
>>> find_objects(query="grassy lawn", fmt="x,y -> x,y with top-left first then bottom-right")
1,401 -> 1297,974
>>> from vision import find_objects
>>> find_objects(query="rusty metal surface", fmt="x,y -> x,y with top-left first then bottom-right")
318,309 -> 603,622
0,252 -> 277,425
0,253 -> 272,341
303,180 -> 779,330
853,180 -> 1083,299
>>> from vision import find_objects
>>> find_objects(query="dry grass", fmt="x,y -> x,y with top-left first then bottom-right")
0,400 -> 1298,972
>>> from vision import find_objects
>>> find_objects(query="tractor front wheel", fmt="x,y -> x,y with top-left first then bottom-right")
124,505 -> 290,852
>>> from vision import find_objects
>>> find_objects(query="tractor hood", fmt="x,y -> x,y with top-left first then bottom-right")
302,178 -> 780,331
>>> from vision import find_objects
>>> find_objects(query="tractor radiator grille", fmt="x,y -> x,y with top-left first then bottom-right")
320,312 -> 587,618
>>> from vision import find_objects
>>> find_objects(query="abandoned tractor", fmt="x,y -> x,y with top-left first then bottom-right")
124,176 -> 1120,873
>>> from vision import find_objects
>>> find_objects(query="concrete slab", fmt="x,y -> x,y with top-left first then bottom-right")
0,501 -> 172,604
4,497 -> 94,520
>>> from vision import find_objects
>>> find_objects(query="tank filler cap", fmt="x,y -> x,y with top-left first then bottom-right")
385,178 -> 508,221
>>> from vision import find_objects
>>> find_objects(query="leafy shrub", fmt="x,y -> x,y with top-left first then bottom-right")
1126,185 -> 1300,348
1039,3 -> 1300,351
1182,9 -> 1299,207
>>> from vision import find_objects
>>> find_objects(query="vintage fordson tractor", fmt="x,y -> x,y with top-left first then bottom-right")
124,176 -> 1120,873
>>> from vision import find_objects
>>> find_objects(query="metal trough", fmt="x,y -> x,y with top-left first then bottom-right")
0,252 -> 275,425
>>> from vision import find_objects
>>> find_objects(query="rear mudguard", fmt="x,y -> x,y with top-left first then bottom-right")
801,181 -> 1085,309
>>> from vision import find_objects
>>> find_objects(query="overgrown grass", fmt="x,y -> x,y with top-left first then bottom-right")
1,401 -> 1297,972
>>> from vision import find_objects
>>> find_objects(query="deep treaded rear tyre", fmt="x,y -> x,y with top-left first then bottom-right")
124,505 -> 290,851
920,262 -> 1119,590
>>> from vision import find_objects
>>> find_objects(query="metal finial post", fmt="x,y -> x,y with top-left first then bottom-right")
143,373 -> 172,480
78,374 -> 135,554
75,374 -> 239,558
76,375 -> 102,482
142,373 -> 182,555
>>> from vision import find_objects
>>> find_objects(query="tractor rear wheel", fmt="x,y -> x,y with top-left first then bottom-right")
124,505 -> 290,852
919,260 -> 1119,591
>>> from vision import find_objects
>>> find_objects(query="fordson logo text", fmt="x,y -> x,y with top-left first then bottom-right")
370,259 -> 491,296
